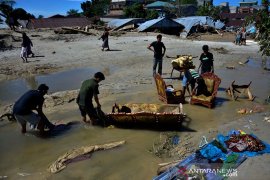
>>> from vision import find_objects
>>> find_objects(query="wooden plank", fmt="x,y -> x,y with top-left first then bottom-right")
62,27 -> 96,35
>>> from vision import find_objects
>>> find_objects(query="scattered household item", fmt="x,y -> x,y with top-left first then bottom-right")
154,73 -> 185,104
48,140 -> 125,173
107,103 -> 185,127
170,55 -> 195,78
154,130 -> 270,180
190,72 -> 221,108
226,81 -> 255,101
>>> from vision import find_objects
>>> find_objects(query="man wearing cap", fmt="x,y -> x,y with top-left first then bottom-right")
13,84 -> 55,134
77,72 -> 105,124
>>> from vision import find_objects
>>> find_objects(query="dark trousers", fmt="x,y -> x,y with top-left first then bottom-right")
153,58 -> 163,76
78,104 -> 98,119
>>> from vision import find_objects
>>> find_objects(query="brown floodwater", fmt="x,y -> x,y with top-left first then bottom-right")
0,59 -> 269,179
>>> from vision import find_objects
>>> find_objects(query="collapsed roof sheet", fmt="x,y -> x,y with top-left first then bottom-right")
138,17 -> 182,32
107,18 -> 144,30
174,16 -> 225,34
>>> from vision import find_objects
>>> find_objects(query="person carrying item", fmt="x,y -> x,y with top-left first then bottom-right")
21,33 -> 35,62
198,45 -> 214,74
13,84 -> 55,134
77,72 -> 105,125
148,34 -> 166,76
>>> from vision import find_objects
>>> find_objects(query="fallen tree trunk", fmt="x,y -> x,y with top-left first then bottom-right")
48,140 -> 126,173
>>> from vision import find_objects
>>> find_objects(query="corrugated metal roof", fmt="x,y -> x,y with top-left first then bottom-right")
145,1 -> 175,8
173,16 -> 224,34
27,17 -> 96,29
137,17 -> 183,32
108,18 -> 134,29
108,18 -> 145,30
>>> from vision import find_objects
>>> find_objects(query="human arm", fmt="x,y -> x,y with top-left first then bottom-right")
147,42 -> 155,52
162,43 -> 166,57
210,53 -> 214,73
94,94 -> 101,107
36,102 -> 54,129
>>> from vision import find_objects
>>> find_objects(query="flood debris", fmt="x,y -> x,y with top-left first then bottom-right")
211,47 -> 229,54
48,140 -> 126,173
237,104 -> 265,114
44,90 -> 79,109
226,81 -> 255,101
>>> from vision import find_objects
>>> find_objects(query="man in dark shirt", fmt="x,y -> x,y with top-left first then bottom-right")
77,72 -> 105,124
198,45 -> 214,74
148,34 -> 166,76
13,84 -> 55,134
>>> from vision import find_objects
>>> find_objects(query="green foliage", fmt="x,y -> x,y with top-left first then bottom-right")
256,11 -> 270,56
181,0 -> 197,5
196,5 -> 221,20
67,9 -> 81,17
124,3 -> 146,18
0,2 -> 13,18
38,15 -> 43,19
12,8 -> 35,20
146,10 -> 159,19
81,0 -> 110,17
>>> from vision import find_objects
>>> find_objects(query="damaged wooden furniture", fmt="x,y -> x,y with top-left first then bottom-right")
226,81 -> 255,101
190,72 -> 221,108
154,74 -> 185,104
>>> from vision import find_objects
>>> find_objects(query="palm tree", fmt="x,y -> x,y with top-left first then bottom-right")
67,9 -> 81,17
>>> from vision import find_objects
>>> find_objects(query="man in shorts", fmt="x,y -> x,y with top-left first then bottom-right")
13,84 -> 55,134
77,72 -> 105,125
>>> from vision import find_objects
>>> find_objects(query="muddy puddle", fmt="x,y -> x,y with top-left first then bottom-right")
0,58 -> 269,179
0,66 -> 118,104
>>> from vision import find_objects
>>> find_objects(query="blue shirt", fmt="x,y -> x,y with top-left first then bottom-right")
13,90 -> 44,115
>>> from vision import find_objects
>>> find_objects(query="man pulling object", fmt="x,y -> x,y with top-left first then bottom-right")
182,67 -> 211,101
13,84 -> 55,134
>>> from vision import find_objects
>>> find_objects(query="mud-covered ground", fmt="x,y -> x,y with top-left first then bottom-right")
0,29 -> 269,180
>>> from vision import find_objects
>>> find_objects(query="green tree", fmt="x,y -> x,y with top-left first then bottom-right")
38,15 -> 43,19
181,0 -> 197,5
0,0 -> 14,18
146,9 -> 159,19
12,8 -> 35,20
67,9 -> 81,17
81,0 -> 110,17
124,3 -> 146,18
196,5 -> 221,20
257,12 -> 270,57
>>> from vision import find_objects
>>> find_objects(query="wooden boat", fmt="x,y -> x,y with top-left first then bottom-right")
105,103 -> 186,128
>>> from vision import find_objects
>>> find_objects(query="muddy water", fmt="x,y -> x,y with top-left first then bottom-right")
0,59 -> 270,179
0,67 -> 99,104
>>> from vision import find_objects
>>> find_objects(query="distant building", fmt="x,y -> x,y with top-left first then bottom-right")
239,0 -> 258,7
145,1 -> 176,17
238,0 -> 260,13
220,13 -> 251,27
219,2 -> 229,7
108,0 -> 145,17
197,0 -> 213,6
219,2 -> 230,13
229,6 -> 238,13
